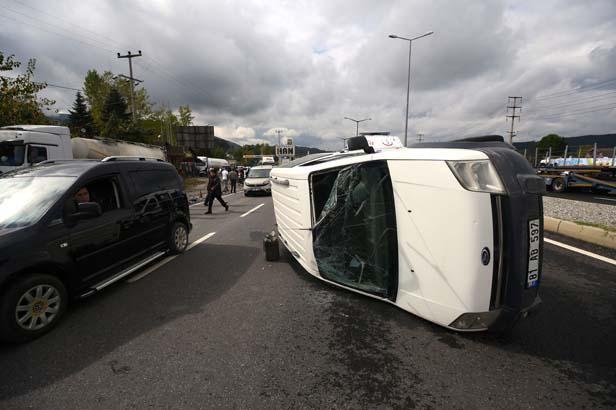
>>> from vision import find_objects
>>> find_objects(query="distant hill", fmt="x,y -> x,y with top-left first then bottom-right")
514,133 -> 616,151
295,145 -> 329,156
213,136 -> 241,152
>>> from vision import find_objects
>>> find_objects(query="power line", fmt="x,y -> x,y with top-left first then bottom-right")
0,6 -> 116,53
534,103 -> 616,120
529,89 -> 616,111
534,77 -> 616,101
0,75 -> 81,91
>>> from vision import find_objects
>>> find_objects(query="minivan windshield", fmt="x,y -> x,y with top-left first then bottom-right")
0,176 -> 76,228
248,168 -> 271,178
0,142 -> 25,166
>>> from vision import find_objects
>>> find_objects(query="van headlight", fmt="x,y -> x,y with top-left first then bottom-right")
447,160 -> 505,194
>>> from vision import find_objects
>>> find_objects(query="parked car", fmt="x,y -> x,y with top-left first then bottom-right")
270,135 -> 545,332
244,165 -> 273,196
0,157 -> 192,342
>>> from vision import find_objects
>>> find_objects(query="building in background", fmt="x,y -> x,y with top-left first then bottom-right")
176,125 -> 214,150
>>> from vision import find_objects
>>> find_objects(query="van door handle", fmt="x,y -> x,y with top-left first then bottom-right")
271,177 -> 289,186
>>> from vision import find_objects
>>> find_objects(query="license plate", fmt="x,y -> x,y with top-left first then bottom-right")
527,219 -> 541,288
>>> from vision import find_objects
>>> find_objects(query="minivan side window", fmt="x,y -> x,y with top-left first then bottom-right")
128,170 -> 180,198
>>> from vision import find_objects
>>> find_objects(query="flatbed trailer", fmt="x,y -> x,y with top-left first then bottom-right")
537,166 -> 616,193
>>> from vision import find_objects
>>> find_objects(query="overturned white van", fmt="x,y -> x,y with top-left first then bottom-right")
270,135 -> 545,332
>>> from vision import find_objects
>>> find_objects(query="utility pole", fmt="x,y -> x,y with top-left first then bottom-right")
417,132 -> 424,143
117,50 -> 143,121
506,96 -> 522,144
275,129 -> 284,147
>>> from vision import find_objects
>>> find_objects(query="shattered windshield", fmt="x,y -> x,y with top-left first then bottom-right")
312,161 -> 397,298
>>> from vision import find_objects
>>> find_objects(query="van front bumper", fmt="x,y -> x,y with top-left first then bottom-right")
449,295 -> 542,331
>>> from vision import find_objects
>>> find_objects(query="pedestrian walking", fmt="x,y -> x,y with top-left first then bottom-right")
229,168 -> 238,193
221,167 -> 229,193
204,169 -> 229,214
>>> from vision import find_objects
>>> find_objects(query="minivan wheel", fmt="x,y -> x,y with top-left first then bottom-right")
169,221 -> 189,254
0,274 -> 67,343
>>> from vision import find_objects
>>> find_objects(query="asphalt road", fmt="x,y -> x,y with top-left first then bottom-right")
1,194 -> 615,409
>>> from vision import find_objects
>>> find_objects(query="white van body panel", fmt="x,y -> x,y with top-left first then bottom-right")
387,159 -> 493,327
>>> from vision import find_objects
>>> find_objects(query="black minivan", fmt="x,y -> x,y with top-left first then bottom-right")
0,159 -> 192,342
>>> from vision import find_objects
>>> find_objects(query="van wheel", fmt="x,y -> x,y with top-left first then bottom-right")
169,221 -> 189,254
551,178 -> 566,193
0,274 -> 68,343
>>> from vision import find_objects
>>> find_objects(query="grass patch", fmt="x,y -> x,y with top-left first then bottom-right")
183,177 -> 207,190
572,220 -> 616,232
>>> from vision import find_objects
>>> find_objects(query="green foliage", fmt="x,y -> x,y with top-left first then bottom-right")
537,134 -> 566,152
68,91 -> 94,136
83,70 -> 113,131
100,88 -> 130,138
83,69 -> 153,135
0,52 -> 54,126
178,105 -> 194,126
211,146 -> 226,159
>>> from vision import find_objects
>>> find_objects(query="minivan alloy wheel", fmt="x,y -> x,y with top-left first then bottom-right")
174,224 -> 188,250
15,285 -> 61,331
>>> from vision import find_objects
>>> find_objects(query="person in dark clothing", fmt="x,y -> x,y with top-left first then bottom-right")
204,169 -> 229,214
229,168 -> 238,193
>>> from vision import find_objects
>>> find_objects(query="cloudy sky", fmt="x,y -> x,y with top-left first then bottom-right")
1,0 -> 615,149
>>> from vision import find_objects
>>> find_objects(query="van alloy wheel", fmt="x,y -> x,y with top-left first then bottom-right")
15,285 -> 61,331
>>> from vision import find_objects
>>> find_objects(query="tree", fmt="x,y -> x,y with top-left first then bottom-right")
100,88 -> 130,138
68,91 -> 93,136
211,146 -> 226,159
178,105 -> 194,126
537,134 -> 566,155
84,70 -> 153,133
83,69 -> 113,131
0,52 -> 54,126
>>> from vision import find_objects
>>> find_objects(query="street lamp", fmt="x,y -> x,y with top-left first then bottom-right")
344,117 -> 371,137
389,31 -> 434,147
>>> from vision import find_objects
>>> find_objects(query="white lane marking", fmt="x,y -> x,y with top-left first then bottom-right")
190,192 -> 236,207
594,197 -> 616,202
240,203 -> 265,218
544,237 -> 616,266
126,232 -> 216,283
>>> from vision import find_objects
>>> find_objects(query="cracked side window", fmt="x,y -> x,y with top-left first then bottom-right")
312,161 -> 398,298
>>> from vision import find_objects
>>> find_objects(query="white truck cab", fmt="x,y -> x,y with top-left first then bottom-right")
0,126 -> 72,174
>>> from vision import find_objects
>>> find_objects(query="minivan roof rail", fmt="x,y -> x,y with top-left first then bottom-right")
101,156 -> 165,162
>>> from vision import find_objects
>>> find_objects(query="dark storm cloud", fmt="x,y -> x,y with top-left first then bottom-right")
1,0 -> 615,146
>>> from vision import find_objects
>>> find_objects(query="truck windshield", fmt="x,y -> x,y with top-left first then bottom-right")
248,169 -> 271,178
0,143 -> 25,166
0,176 -> 76,228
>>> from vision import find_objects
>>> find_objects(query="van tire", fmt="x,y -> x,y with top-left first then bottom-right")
168,221 -> 189,254
0,274 -> 68,343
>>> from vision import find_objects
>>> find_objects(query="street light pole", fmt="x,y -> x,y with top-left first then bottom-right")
389,31 -> 434,147
344,117 -> 371,136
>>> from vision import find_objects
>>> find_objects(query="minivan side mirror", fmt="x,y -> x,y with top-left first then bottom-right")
75,202 -> 102,219
63,201 -> 102,227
